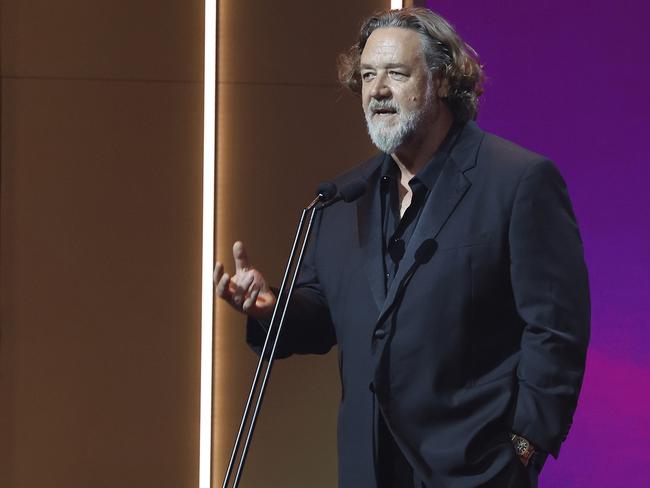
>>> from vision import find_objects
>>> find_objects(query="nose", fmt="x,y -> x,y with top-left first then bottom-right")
368,72 -> 391,100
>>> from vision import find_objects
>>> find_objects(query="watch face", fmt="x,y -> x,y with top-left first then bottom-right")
514,437 -> 530,455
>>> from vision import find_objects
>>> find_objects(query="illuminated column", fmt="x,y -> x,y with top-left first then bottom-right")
200,3 -> 217,488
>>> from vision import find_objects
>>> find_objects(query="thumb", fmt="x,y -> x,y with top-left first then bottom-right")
233,241 -> 250,272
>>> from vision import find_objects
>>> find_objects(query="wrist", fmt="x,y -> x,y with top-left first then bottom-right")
509,433 -> 535,466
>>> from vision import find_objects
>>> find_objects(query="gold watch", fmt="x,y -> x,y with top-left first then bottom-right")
509,433 -> 535,466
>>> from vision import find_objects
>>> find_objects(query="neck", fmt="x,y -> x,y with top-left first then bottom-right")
392,106 -> 453,181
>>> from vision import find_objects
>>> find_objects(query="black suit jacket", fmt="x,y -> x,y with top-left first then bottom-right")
248,121 -> 590,487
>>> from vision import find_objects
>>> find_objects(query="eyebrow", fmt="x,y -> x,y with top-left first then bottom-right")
359,63 -> 409,70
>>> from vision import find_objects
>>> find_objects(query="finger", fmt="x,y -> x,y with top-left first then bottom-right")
215,272 -> 232,299
242,286 -> 260,313
241,275 -> 260,310
233,241 -> 250,273
213,262 -> 224,284
232,273 -> 254,306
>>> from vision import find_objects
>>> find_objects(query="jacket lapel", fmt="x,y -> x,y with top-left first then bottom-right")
356,154 -> 388,311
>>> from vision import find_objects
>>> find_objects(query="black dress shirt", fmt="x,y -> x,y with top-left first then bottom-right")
380,125 -> 461,292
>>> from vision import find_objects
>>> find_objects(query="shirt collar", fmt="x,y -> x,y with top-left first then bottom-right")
380,121 -> 465,192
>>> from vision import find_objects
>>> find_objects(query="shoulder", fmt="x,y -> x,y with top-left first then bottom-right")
482,131 -> 545,164
466,125 -> 564,188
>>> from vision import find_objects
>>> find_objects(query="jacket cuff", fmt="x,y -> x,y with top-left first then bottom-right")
245,316 -> 293,359
511,380 -> 576,458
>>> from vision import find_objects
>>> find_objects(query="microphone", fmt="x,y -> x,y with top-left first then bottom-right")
414,239 -> 438,264
306,181 -> 337,210
315,181 -> 338,201
340,180 -> 368,202
318,179 -> 367,209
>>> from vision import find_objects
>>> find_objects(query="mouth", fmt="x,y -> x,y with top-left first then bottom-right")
372,109 -> 398,120
368,101 -> 399,117
372,107 -> 397,116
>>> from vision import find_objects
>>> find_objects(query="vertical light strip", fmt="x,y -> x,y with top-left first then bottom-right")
200,0 -> 217,487
391,0 -> 404,9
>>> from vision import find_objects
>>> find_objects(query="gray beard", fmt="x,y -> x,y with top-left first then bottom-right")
364,98 -> 430,154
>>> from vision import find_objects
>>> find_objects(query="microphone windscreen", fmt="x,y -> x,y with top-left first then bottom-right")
316,181 -> 338,201
414,239 -> 438,264
340,180 -> 368,203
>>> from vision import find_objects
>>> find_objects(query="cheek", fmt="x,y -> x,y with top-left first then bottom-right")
398,87 -> 421,106
400,93 -> 420,109
404,87 -> 430,110
361,94 -> 372,113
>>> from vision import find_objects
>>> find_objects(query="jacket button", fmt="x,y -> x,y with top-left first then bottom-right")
374,328 -> 387,339
369,382 -> 375,393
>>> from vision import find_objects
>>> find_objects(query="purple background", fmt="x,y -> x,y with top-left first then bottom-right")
426,1 -> 650,486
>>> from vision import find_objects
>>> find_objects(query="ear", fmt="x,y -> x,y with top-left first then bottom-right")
437,77 -> 450,98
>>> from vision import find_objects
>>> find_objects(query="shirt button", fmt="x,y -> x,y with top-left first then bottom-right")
374,329 -> 387,339
385,272 -> 390,279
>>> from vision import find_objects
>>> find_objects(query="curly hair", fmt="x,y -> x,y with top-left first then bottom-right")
338,8 -> 485,123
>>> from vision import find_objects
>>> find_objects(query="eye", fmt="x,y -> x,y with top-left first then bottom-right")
389,70 -> 408,80
361,71 -> 375,82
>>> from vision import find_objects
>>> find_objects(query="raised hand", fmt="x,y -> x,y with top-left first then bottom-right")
214,241 -> 276,321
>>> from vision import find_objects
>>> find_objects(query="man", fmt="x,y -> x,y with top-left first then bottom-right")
215,8 -> 589,488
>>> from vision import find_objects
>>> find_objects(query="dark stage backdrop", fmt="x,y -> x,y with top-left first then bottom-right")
426,1 -> 650,486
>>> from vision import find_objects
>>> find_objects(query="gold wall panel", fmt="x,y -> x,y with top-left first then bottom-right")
1,0 -> 203,81
1,74 -> 203,488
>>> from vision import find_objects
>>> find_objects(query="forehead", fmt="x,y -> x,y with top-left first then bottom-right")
360,27 -> 425,67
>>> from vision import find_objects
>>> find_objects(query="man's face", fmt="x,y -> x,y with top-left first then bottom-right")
360,27 -> 437,154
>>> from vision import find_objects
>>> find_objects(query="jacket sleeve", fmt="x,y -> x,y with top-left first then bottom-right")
246,213 -> 337,358
508,159 -> 590,458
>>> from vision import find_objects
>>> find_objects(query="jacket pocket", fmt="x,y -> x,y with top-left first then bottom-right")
468,354 -> 519,388
438,231 -> 492,251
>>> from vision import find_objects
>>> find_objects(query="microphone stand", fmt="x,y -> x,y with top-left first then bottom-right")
222,194 -> 325,488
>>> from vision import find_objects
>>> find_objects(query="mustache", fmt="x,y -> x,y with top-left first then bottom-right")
367,99 -> 399,114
